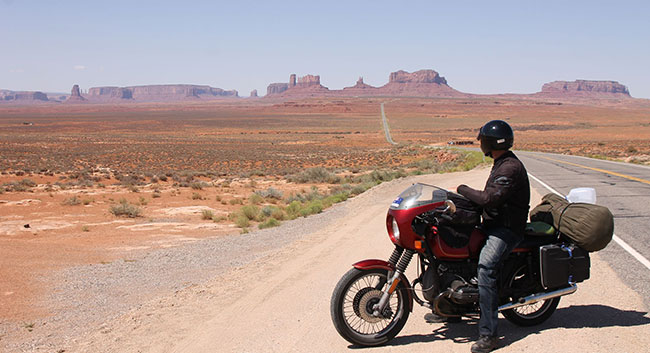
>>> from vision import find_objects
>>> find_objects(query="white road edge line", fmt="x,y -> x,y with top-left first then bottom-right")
528,172 -> 650,271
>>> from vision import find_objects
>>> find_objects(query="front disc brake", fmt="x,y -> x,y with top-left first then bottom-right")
357,289 -> 384,323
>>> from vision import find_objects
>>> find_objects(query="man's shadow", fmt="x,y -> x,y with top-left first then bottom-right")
349,304 -> 650,349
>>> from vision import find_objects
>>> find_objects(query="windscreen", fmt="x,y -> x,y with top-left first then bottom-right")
390,183 -> 449,210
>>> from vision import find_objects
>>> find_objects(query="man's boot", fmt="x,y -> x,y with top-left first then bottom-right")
470,335 -> 498,353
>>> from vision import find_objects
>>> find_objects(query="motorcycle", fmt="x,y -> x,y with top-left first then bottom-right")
330,183 -> 590,346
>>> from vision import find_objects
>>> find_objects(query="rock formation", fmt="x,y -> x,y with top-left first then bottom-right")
266,74 -> 328,96
388,70 -> 448,84
297,75 -> 321,88
376,69 -> 464,97
87,84 -> 237,101
0,90 -> 48,102
343,77 -> 376,91
88,86 -> 133,99
539,80 -> 630,97
65,84 -> 87,102
250,89 -> 258,97
267,83 -> 289,95
266,69 -> 463,98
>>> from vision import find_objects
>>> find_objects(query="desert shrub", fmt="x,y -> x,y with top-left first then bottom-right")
255,187 -> 283,200
246,169 -> 266,177
270,207 -> 285,220
110,199 -> 142,218
285,192 -> 305,204
62,196 -> 81,206
117,174 -> 144,186
82,198 -> 93,205
261,205 -> 286,220
152,192 -> 161,198
2,181 -> 32,192
258,218 -> 280,229
229,198 -> 243,205
201,209 -> 214,220
288,167 -> 341,184
190,182 -> 207,190
302,200 -> 323,217
235,215 -> 250,228
128,185 -> 139,193
19,178 -> 37,187
240,205 -> 260,220
323,192 -> 350,208
212,215 -> 227,222
249,193 -> 264,205
285,201 -> 303,219
351,182 -> 375,195
158,175 -> 168,182
192,192 -> 203,200
81,225 -> 90,232
139,196 -> 148,205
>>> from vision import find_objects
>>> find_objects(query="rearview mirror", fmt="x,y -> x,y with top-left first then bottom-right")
444,200 -> 456,214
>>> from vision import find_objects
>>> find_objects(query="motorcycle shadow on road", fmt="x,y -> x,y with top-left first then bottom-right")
348,305 -> 650,349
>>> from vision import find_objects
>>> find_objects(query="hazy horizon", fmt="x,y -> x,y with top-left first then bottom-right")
2,0 -> 649,98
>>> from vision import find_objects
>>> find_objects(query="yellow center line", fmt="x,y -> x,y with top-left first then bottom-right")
539,156 -> 650,186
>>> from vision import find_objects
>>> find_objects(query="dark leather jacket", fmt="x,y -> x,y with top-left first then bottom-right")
457,151 -> 530,235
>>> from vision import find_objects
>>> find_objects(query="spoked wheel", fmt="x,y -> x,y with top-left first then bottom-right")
330,268 -> 410,346
502,264 -> 560,326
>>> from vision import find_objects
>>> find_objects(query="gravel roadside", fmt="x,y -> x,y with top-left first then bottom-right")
1,183 -> 352,352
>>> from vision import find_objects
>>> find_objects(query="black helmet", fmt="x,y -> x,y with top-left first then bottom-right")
477,120 -> 514,157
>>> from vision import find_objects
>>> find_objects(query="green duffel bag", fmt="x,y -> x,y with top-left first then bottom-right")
530,193 -> 614,252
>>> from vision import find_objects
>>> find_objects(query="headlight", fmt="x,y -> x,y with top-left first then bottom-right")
392,218 -> 400,241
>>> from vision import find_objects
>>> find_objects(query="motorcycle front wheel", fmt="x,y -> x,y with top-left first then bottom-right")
330,268 -> 410,346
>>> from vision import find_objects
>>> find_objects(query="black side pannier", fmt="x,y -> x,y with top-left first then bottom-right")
539,244 -> 590,289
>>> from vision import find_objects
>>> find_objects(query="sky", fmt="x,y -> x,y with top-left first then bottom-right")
1,0 -> 649,98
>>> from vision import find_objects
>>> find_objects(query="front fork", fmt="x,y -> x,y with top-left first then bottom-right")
372,248 -> 415,316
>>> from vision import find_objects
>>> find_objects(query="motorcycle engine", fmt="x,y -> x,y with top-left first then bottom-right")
421,265 -> 440,302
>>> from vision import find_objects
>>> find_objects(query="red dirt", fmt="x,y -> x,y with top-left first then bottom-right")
1,96 -> 649,324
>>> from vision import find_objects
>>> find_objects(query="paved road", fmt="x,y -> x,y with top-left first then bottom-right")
517,151 -> 650,309
381,103 -> 397,145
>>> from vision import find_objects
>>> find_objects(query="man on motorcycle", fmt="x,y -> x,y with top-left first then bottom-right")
456,120 -> 530,353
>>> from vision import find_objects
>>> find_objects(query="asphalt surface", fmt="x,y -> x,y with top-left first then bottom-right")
516,151 -> 650,310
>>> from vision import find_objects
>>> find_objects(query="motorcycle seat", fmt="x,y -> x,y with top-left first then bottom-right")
524,221 -> 556,237
515,222 -> 558,250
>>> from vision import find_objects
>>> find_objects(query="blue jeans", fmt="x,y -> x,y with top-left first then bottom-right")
477,227 -> 520,337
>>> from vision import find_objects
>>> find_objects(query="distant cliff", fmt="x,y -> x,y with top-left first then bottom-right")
267,69 -> 464,98
266,74 -> 329,97
1,90 -> 48,102
375,69 -> 464,97
539,80 -> 630,97
88,84 -> 238,101
65,84 -> 86,103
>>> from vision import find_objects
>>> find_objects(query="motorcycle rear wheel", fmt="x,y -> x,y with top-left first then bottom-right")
330,268 -> 410,346
502,264 -> 560,326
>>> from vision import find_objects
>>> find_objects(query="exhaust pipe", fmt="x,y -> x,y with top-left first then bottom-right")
499,284 -> 577,312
